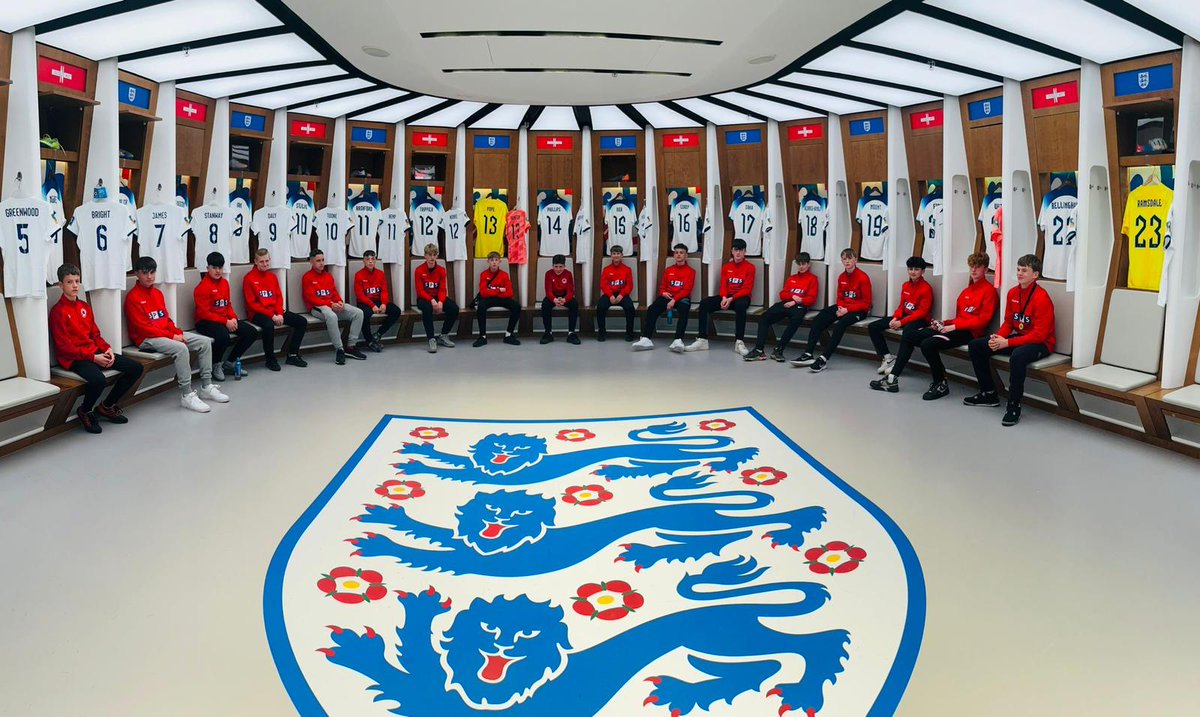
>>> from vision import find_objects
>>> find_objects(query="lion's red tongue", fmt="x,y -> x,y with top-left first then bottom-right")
490,453 -> 511,464
480,522 -> 507,539
480,655 -> 511,683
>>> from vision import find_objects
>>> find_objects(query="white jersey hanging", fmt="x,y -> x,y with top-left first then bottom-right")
1038,192 -> 1078,281
604,202 -> 636,255
538,202 -> 571,257
701,199 -> 717,264
574,208 -> 593,263
410,203 -> 444,256
316,206 -> 351,267
798,197 -> 829,260
228,194 -> 252,264
856,195 -> 889,261
252,207 -> 292,270
377,207 -> 409,263
761,206 -> 776,264
670,198 -> 700,253
136,203 -> 188,284
289,196 -> 315,258
443,208 -> 469,262
68,201 -> 134,291
0,197 -> 56,298
916,195 -> 944,274
191,205 -> 233,269
727,199 -> 763,255
349,199 -> 381,258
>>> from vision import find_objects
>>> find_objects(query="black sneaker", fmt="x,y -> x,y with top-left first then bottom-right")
95,403 -> 128,424
922,381 -> 950,401
789,352 -> 816,367
809,355 -> 828,373
624,331 -> 636,342
286,354 -> 307,368
266,358 -> 282,371
77,408 -> 102,434
369,340 -> 383,353
1002,403 -> 1022,426
346,346 -> 368,360
596,331 -> 606,342
504,334 -> 521,346
473,336 -> 488,347
963,391 -> 1000,407
335,349 -> 346,365
869,375 -> 898,393
770,348 -> 786,363
743,348 -> 766,361
540,332 -> 553,345
567,333 -> 581,345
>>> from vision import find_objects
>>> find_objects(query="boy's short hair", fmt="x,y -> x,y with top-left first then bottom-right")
487,251 -> 501,260
308,249 -> 324,260
134,256 -> 157,273
794,252 -> 811,265
966,252 -> 990,269
840,247 -> 857,260
731,238 -> 747,251
673,243 -> 689,252
362,249 -> 377,259
552,253 -> 566,265
206,252 -> 226,268
1017,253 -> 1042,275
255,248 -> 270,258
57,263 -> 80,282
423,243 -> 439,256
610,245 -> 624,255
906,256 -> 929,270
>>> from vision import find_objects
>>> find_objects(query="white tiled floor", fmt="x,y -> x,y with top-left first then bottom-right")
1,339 -> 1197,716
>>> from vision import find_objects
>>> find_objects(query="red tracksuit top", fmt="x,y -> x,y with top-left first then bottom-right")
836,269 -> 872,313
544,269 -> 575,302
193,274 -> 238,323
600,262 -> 633,300
302,269 -> 342,310
354,268 -> 389,307
49,295 -> 111,365
943,277 -> 998,338
779,272 -> 819,306
998,282 -> 1056,352
719,260 -> 755,299
415,263 -> 448,302
479,268 -> 514,298
124,282 -> 181,346
243,267 -> 284,318
659,263 -> 695,301
892,278 -> 934,325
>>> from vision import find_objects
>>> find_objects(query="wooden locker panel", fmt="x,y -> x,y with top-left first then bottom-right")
592,131 -> 647,294
780,120 -> 829,263
841,112 -> 888,260
474,153 -> 510,187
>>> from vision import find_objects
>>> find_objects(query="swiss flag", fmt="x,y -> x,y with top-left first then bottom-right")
176,99 -> 208,123
537,135 -> 574,151
662,132 -> 700,148
291,120 -> 327,139
37,57 -> 87,92
1031,81 -> 1079,109
413,131 -> 448,147
788,123 -> 823,141
910,109 -> 944,130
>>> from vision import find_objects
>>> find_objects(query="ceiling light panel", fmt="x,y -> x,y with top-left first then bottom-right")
782,72 -> 939,107
236,78 -> 374,110
857,12 -> 1076,81
714,93 -> 822,122
806,46 -> 996,96
750,83 -> 877,115
119,35 -> 323,82
415,101 -> 488,128
589,106 -> 641,131
531,106 -> 579,131
0,0 -> 121,32
291,88 -> 408,118
632,103 -> 701,129
354,95 -> 449,124
674,98 -> 754,126
1125,0 -> 1200,42
37,0 -> 281,60
177,65 -> 345,97
467,104 -> 528,130
927,0 -> 1177,64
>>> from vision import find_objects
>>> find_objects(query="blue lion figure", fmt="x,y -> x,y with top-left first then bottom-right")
393,421 -> 758,484
350,473 -> 825,576
322,557 -> 850,716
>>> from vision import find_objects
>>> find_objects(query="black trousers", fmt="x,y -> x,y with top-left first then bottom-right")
249,311 -> 308,359
890,327 -> 974,381
416,298 -> 459,338
805,306 -> 868,357
969,338 -> 1049,406
868,318 -> 930,358
754,302 -> 809,350
476,296 -> 520,334
596,295 -> 634,333
642,296 -> 691,339
194,319 -> 257,364
540,297 -> 579,333
697,295 -> 750,340
358,302 -> 401,342
69,355 -> 143,412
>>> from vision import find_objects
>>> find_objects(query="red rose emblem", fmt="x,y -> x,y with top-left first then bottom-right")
317,567 -> 389,604
561,484 -> 614,506
572,579 -> 644,620
556,428 -> 596,442
804,541 -> 867,575
408,426 -> 448,440
740,466 -> 787,486
374,479 -> 425,501
698,419 -> 735,432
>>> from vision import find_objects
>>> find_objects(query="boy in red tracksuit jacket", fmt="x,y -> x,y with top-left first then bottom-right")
474,251 -> 521,347
688,238 -> 756,354
596,244 -> 635,342
49,263 -> 143,433
634,243 -> 696,352
302,249 -> 366,365
193,251 -> 256,381
243,247 -> 308,370
125,255 -> 226,412
353,250 -> 401,352
872,252 -> 998,399
795,247 -> 872,372
868,256 -> 934,375
413,243 -> 459,352
540,253 -> 580,344
966,253 -> 1056,426
744,252 -> 819,362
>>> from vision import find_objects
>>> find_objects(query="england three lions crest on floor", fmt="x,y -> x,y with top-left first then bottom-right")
265,409 -> 925,716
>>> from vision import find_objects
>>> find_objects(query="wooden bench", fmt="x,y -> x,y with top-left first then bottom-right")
0,295 -> 60,454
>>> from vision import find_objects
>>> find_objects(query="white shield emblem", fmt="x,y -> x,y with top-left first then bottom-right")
863,120 -> 872,131
127,86 -> 137,103
244,114 -> 252,128
1138,71 -> 1150,89
983,101 -> 992,115
739,131 -> 748,142
488,136 -> 496,147
265,409 -> 924,716
365,129 -> 373,140
613,137 -> 623,147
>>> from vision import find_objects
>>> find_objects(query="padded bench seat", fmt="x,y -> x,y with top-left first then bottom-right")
0,377 -> 59,411
51,366 -> 121,382
993,352 -> 1071,371
1066,364 -> 1156,392
1162,384 -> 1200,411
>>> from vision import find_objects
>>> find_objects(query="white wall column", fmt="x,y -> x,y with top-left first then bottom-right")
578,127 -> 594,305
826,114 -> 850,306
941,95 -> 974,318
704,123 -> 721,293
1000,78 -> 1036,302
82,59 -> 122,350
886,105 -> 911,313
389,122 -> 408,308
765,118 -> 789,299
1072,60 -> 1114,369
452,126 -> 467,306
327,116 -> 347,296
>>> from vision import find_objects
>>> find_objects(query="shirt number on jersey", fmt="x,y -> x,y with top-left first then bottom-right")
209,224 -> 219,244
327,223 -> 339,243
1133,214 -> 1163,249
419,215 -> 436,237
865,214 -> 886,238
385,223 -> 397,243
740,214 -> 755,235
15,223 -> 29,254
806,216 -> 819,237
613,216 -> 627,235
96,225 -> 108,251
547,216 -> 562,234
357,215 -> 371,237
1051,215 -> 1073,246
154,223 -> 165,247
678,215 -> 692,234
485,215 -> 499,235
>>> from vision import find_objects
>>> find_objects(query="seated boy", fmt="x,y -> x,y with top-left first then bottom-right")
303,249 -> 367,365
353,249 -> 401,352
125,256 -> 227,412
870,252 -> 996,398
634,243 -> 695,352
243,247 -> 308,371
687,238 -> 755,354
49,263 -> 144,433
793,247 -> 871,372
744,252 -> 818,361
193,251 -> 256,381
964,253 -> 1055,426
474,251 -> 520,347
540,253 -> 580,344
596,244 -> 635,342
414,243 -> 458,353
867,256 -> 933,375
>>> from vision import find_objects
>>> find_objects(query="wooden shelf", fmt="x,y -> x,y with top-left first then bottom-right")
118,107 -> 161,122
38,88 -> 98,107
230,170 -> 259,180
1119,154 -> 1176,167
288,174 -> 321,183
1108,96 -> 1174,109
350,143 -> 391,152
119,158 -> 142,170
40,147 -> 79,162
349,176 -> 384,184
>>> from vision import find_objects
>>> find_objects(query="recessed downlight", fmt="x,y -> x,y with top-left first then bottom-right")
748,55 -> 776,65
362,45 -> 390,58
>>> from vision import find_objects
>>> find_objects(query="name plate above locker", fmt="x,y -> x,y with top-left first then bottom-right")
725,128 -> 762,145
351,126 -> 387,144
849,117 -> 884,137
233,110 -> 267,133
1114,64 -> 1173,97
473,134 -> 511,149
599,135 -> 637,150
967,96 -> 1003,121
118,81 -> 151,110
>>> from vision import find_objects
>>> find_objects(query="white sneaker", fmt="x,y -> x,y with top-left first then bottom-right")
198,384 -> 230,403
632,337 -> 654,351
734,340 -> 749,356
669,339 -> 686,353
684,338 -> 709,352
428,338 -> 438,353
181,391 -> 211,413
878,354 -> 895,375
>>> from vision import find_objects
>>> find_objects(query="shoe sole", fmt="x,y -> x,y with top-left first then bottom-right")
633,345 -> 653,351
923,392 -> 949,401
964,400 -> 1000,407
